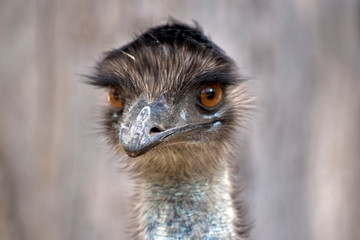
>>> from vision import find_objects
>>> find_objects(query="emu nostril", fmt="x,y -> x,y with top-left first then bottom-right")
150,127 -> 163,134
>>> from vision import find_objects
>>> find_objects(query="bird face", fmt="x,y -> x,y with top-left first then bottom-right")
88,23 -> 249,178
109,81 -> 226,158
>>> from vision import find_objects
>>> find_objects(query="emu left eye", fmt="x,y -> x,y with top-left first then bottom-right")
199,83 -> 222,108
108,86 -> 123,109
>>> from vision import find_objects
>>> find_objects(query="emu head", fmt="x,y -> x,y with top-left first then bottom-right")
88,22 -> 249,181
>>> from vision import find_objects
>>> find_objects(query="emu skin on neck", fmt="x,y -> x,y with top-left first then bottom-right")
141,173 -> 236,239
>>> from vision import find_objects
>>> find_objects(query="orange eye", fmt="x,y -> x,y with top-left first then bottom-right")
199,83 -> 222,108
108,86 -> 123,109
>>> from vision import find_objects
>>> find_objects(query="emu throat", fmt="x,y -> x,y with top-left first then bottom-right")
141,176 -> 236,239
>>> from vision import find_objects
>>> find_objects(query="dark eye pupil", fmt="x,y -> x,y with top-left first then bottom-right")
113,91 -> 120,100
206,88 -> 215,99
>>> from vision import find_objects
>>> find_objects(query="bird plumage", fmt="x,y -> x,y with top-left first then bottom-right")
88,20 -> 252,239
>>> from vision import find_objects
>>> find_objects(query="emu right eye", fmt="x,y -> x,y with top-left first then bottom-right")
108,86 -> 123,109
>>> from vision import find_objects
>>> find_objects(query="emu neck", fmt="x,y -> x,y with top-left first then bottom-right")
140,172 -> 236,239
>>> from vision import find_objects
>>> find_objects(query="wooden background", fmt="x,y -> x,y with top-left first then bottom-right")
1,0 -> 359,239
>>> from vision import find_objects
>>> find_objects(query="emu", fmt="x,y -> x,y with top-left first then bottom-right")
88,21 -> 252,239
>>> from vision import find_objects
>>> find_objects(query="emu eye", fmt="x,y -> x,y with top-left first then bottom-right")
108,86 -> 123,109
199,83 -> 222,108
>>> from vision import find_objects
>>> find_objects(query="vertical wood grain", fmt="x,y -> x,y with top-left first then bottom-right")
0,0 -> 359,239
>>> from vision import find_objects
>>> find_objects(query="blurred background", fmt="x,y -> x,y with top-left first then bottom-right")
1,0 -> 360,239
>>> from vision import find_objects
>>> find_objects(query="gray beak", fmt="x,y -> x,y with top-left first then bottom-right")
118,96 -> 216,157
119,97 -> 174,157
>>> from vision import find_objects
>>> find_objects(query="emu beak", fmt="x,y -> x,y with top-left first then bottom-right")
119,98 -> 174,158
118,96 -> 218,158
